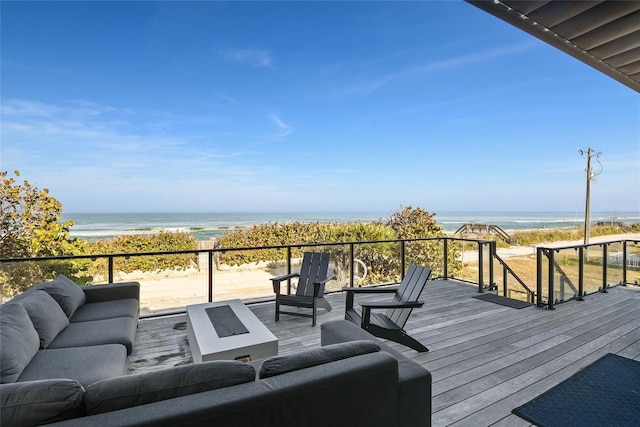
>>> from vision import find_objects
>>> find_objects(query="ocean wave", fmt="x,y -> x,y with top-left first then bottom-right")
66,211 -> 639,241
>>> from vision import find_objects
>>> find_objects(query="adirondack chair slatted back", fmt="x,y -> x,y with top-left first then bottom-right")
386,264 -> 431,328
296,252 -> 330,297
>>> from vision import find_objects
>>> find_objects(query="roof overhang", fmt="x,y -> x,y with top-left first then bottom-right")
466,1 -> 640,93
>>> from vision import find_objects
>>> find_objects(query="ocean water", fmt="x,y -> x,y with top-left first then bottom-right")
62,211 -> 640,242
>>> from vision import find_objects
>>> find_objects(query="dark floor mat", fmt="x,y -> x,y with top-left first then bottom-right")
472,293 -> 532,309
512,353 -> 640,427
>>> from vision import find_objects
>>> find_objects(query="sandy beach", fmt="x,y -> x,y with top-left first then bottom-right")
120,232 -> 640,315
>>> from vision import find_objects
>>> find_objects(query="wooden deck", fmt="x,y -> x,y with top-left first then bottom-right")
128,279 -> 640,427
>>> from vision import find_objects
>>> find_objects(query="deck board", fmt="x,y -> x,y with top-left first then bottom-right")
128,279 -> 640,426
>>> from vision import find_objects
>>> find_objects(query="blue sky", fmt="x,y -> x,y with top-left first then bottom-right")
2,1 -> 638,214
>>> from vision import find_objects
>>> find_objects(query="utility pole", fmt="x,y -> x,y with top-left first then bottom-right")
579,148 -> 602,245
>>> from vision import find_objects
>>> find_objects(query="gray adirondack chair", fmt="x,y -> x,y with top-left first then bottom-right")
343,264 -> 431,352
271,252 -> 334,327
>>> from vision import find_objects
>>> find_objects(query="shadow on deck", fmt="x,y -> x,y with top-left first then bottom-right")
129,279 -> 640,427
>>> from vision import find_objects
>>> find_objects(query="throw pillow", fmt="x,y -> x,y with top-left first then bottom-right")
258,340 -> 380,379
84,360 -> 256,415
18,290 -> 70,348
41,275 -> 86,318
0,303 -> 40,383
0,379 -> 84,425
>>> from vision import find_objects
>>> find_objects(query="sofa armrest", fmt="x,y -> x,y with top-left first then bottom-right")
83,282 -> 140,304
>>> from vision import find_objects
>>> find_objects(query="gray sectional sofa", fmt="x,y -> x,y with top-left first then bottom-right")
1,276 -> 431,427
1,275 -> 139,425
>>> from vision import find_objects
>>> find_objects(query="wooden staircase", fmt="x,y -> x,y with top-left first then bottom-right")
454,223 -> 516,244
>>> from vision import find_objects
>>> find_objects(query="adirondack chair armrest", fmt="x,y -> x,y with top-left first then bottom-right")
342,286 -> 399,293
271,272 -> 300,282
343,286 -> 399,311
311,274 -> 335,297
315,274 -> 335,285
360,301 -> 424,310
271,273 -> 300,295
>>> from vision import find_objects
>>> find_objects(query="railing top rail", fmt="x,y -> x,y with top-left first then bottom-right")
494,253 -> 534,295
536,239 -> 639,252
0,236 -> 491,263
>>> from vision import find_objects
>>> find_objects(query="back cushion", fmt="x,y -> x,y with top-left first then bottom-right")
0,304 -> 40,383
84,360 -> 256,414
0,379 -> 84,426
18,291 -> 70,348
41,275 -> 86,318
258,340 -> 380,379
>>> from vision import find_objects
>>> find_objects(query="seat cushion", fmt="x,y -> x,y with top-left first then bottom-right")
84,360 -> 256,415
41,275 -> 86,318
48,317 -> 137,354
70,298 -> 139,323
18,290 -> 70,348
17,344 -> 127,387
0,379 -> 85,426
258,340 -> 380,379
0,303 -> 40,383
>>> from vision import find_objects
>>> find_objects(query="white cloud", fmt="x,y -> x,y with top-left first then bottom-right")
1,99 -> 59,117
336,40 -> 538,97
270,114 -> 293,137
216,92 -> 239,105
221,49 -> 273,68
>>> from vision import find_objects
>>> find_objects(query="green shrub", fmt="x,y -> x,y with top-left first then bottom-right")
1,170 -> 87,297
85,231 -> 198,277
513,225 -> 629,246
386,206 -> 462,278
216,206 -> 462,284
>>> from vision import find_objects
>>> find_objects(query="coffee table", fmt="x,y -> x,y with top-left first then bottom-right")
186,299 -> 278,362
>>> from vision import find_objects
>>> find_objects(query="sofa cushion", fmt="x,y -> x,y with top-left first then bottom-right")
48,316 -> 137,354
18,290 -> 70,348
70,298 -> 139,323
0,379 -> 84,426
41,275 -> 86,318
0,303 -> 40,383
258,340 -> 380,379
17,344 -> 127,388
84,360 -> 256,415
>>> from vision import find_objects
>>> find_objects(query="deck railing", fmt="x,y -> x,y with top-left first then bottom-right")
536,239 -> 640,309
1,237 -> 497,316
2,237 -> 638,314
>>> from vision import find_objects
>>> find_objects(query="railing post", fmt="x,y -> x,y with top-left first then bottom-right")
443,238 -> 449,279
536,248 -> 543,307
478,241 -> 484,293
578,247 -> 584,300
489,241 -> 495,290
349,243 -> 355,288
286,247 -> 292,294
622,241 -> 628,286
108,256 -> 114,283
548,249 -> 555,310
602,244 -> 608,293
208,251 -> 214,302
502,263 -> 508,298
400,240 -> 406,280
